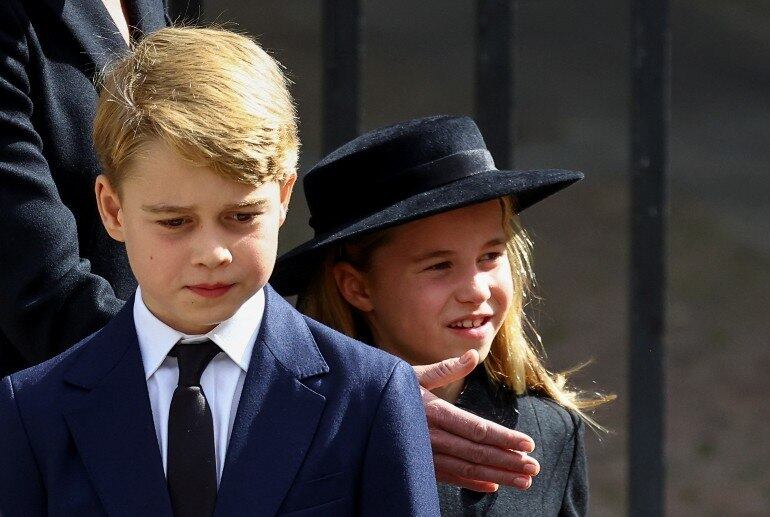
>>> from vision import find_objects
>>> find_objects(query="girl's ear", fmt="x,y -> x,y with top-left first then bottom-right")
95,175 -> 126,242
332,262 -> 374,313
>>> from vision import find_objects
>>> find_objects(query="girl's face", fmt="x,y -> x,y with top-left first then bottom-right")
351,200 -> 514,366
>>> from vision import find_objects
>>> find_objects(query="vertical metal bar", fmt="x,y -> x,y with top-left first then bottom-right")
167,0 -> 204,25
475,0 -> 514,168
630,0 -> 669,515
322,0 -> 361,153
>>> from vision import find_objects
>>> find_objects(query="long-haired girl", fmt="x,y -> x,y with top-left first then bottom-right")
273,115 -> 613,516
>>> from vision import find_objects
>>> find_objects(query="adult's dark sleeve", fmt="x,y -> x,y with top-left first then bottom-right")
559,416 -> 589,516
0,0 -> 122,370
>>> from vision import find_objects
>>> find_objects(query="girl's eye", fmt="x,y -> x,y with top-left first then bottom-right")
480,252 -> 503,262
425,261 -> 451,272
158,218 -> 187,228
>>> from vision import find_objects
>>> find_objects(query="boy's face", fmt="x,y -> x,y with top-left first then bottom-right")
96,139 -> 295,334
350,200 -> 513,366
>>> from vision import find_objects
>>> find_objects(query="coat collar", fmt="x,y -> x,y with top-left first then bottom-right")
43,0 -> 167,77
456,366 -> 520,430
63,285 -> 329,516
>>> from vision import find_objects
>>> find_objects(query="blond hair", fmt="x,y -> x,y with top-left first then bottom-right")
93,26 -> 298,189
298,197 -> 614,429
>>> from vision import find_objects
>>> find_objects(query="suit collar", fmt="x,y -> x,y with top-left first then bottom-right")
62,295 -> 172,516
259,284 -> 329,379
215,284 -> 329,516
64,293 -> 140,389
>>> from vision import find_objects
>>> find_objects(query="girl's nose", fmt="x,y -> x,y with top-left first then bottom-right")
455,272 -> 491,304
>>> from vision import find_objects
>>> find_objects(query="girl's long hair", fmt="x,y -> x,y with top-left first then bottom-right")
298,197 -> 614,429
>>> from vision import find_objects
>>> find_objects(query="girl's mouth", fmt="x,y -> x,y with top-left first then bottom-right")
446,316 -> 493,336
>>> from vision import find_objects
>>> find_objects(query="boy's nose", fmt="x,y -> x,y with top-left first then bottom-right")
194,247 -> 233,269
455,273 -> 491,304
191,236 -> 233,269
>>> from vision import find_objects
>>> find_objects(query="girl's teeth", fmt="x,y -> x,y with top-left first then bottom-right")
451,318 -> 486,329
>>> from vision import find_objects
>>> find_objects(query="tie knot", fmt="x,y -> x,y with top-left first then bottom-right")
170,339 -> 221,387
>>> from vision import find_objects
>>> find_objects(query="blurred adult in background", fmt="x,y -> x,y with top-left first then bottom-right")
0,0 -> 167,377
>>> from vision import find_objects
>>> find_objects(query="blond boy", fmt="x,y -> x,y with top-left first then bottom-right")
0,27 -> 439,517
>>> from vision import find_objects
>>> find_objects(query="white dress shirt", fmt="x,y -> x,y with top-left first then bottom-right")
133,286 -> 264,485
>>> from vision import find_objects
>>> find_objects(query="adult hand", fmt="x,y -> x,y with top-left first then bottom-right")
413,350 -> 540,493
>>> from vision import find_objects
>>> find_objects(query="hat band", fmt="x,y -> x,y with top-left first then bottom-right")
380,148 -> 495,192
309,148 -> 496,234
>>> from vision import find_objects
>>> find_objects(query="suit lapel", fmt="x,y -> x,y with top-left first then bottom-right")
215,286 -> 329,516
62,296 -> 172,517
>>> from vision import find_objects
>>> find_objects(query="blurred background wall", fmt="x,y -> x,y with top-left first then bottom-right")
200,1 -> 770,515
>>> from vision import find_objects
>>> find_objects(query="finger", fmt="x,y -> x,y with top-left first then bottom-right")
429,427 -> 540,475
412,349 -> 479,390
424,396 -> 535,452
434,453 -> 533,490
435,470 -> 499,493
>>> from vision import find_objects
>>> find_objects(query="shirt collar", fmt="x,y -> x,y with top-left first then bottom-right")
134,286 -> 265,380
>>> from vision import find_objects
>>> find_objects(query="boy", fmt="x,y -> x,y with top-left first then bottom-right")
0,27 -> 439,516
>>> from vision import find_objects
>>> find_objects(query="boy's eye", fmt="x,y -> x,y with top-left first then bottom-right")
231,212 -> 260,223
158,218 -> 187,228
425,261 -> 451,272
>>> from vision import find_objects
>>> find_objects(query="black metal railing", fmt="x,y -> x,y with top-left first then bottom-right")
322,0 -> 361,153
630,0 -> 669,515
475,0 -> 513,169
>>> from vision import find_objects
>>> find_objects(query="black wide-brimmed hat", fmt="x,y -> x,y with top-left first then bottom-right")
272,115 -> 583,295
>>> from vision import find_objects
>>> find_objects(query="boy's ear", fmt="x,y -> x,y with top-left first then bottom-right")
332,262 -> 374,313
95,175 -> 126,242
278,174 -> 297,226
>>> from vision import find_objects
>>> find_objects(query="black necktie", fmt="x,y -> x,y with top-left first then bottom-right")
167,339 -> 221,517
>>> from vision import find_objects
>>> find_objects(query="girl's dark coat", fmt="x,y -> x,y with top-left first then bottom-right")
438,367 -> 587,516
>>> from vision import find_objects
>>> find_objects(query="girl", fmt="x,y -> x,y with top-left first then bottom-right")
272,115 -> 613,516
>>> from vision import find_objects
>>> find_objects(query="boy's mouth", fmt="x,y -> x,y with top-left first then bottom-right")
187,283 -> 235,298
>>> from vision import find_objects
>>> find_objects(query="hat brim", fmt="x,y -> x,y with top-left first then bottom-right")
272,168 -> 583,295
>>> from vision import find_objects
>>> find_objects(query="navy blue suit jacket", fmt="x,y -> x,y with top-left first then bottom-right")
0,286 -> 440,516
0,0 -> 166,377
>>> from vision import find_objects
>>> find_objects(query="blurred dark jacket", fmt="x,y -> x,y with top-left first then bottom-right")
438,367 -> 588,516
0,0 -> 167,377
